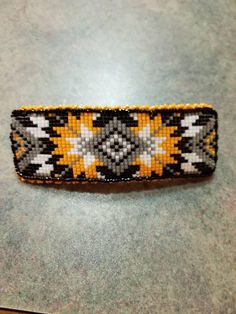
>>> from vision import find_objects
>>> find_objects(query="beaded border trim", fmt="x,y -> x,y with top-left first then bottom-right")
10,104 -> 218,184
20,103 -> 213,111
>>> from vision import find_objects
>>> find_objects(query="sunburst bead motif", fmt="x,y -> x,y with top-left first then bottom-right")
10,104 -> 218,183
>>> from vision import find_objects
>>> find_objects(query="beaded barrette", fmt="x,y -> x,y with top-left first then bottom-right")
10,104 -> 218,184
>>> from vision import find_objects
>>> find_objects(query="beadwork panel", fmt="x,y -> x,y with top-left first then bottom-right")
10,107 -> 218,182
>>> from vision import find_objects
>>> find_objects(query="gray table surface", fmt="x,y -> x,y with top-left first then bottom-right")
0,1 -> 236,313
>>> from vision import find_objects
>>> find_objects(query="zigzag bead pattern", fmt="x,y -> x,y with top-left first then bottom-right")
10,104 -> 218,183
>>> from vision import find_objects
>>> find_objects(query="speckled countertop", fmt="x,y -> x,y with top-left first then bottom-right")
0,1 -> 236,313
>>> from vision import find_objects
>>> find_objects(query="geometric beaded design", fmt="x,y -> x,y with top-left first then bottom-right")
10,106 -> 218,183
